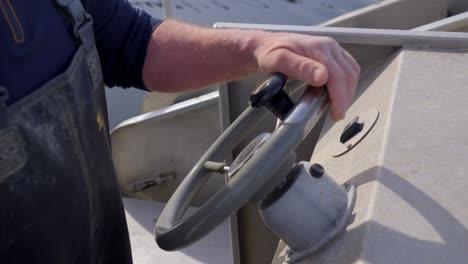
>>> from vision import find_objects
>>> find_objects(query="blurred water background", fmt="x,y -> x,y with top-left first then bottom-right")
107,0 -> 383,128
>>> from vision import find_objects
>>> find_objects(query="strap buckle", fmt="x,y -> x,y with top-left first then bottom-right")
55,0 -> 93,36
55,0 -> 94,50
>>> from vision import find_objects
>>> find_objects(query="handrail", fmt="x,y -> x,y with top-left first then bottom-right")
214,23 -> 468,50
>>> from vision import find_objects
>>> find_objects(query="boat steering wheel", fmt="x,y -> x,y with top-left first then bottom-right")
155,74 -> 329,251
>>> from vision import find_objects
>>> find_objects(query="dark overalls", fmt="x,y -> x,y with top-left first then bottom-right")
0,0 -> 132,263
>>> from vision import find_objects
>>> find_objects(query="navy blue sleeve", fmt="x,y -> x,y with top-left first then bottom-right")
83,0 -> 162,90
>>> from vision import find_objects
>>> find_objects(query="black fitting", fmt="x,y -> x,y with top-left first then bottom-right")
340,116 -> 364,144
250,73 -> 294,120
309,163 -> 324,178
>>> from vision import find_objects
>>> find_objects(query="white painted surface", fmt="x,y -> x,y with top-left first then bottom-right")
269,48 -> 468,264
124,198 -> 234,264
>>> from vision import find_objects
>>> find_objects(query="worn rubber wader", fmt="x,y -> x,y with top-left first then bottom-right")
0,0 -> 132,263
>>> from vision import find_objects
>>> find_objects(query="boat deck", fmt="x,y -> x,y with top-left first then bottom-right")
124,198 -> 234,264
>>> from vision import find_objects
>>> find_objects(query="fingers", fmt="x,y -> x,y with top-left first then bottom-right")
264,49 -> 329,87
325,53 -> 349,121
341,49 -> 360,103
315,40 -> 360,121
328,48 -> 358,119
255,34 -> 360,121
342,49 -> 360,76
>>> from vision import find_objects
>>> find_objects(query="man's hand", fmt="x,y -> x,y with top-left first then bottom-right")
253,33 -> 360,120
143,20 -> 360,121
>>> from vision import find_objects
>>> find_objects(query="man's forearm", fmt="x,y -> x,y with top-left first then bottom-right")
142,20 -> 263,93
142,19 -> 360,120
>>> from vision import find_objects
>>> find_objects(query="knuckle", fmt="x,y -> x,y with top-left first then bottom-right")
272,50 -> 289,64
316,40 -> 330,51
333,68 -> 346,81
321,36 -> 335,44
317,54 -> 331,67
311,37 -> 332,51
323,37 -> 338,48
262,50 -> 291,73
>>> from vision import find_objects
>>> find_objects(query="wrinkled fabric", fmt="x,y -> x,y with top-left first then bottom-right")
0,0 -> 132,263
0,0 -> 161,104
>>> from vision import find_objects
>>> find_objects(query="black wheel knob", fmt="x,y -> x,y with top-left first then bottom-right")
250,73 -> 294,120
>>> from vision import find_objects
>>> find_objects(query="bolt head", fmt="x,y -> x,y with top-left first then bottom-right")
309,163 -> 324,178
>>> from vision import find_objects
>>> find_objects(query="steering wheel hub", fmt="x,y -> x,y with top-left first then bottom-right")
228,133 -> 270,178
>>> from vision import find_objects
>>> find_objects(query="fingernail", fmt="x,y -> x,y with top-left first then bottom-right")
331,109 -> 345,121
337,108 -> 346,120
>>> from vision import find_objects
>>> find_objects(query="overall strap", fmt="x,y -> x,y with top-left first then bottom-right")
54,0 -> 109,133
0,87 -> 9,129
55,0 -> 95,52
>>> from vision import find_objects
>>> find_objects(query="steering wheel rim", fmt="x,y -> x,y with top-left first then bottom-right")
155,82 -> 329,251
